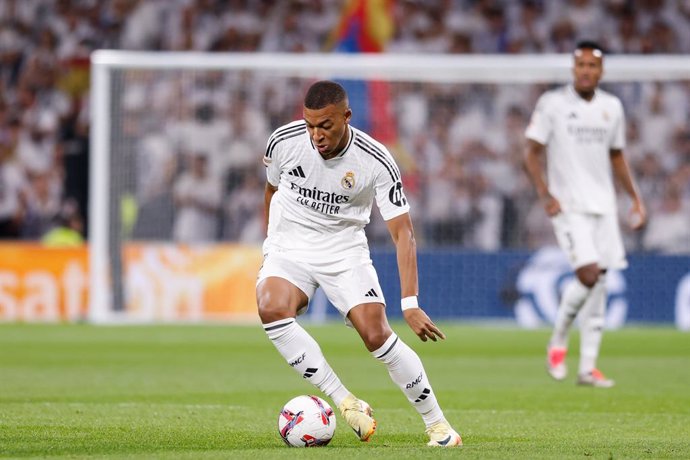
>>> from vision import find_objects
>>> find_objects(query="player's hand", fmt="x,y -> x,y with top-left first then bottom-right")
541,193 -> 562,217
403,308 -> 446,342
629,199 -> 647,230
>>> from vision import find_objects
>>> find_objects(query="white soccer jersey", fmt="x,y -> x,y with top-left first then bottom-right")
525,85 -> 625,214
262,120 -> 409,263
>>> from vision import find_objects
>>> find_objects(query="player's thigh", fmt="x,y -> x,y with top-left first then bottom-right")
317,259 -> 387,319
551,212 -> 599,270
594,213 -> 628,270
256,254 -> 316,317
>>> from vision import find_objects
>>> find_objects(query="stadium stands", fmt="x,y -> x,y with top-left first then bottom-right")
0,0 -> 687,253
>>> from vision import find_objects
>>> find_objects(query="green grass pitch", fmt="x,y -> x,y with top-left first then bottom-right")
1,323 -> 688,459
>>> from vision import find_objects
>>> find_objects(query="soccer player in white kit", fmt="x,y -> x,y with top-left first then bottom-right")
257,81 -> 461,446
524,41 -> 647,387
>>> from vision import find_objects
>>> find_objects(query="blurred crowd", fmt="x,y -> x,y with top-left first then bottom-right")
0,0 -> 688,254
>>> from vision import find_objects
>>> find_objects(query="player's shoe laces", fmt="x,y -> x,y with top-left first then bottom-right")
547,346 -> 568,381
577,368 -> 615,388
426,421 -> 463,447
338,394 -> 376,442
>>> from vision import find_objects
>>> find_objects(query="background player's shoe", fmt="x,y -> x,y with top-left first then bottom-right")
426,421 -> 463,447
547,346 -> 568,381
577,368 -> 615,388
338,393 -> 376,441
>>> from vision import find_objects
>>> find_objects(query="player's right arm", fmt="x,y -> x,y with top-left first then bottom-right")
523,139 -> 561,217
524,93 -> 561,217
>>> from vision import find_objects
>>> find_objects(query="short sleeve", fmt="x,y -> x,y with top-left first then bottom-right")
263,131 -> 282,186
525,93 -> 552,145
610,99 -> 626,150
373,158 -> 410,221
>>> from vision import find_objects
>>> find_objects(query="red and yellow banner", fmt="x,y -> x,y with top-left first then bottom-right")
0,243 -> 263,322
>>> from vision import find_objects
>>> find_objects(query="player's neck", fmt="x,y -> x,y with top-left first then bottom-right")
575,87 -> 596,101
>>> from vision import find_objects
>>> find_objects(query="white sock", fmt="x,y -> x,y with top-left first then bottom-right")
263,318 -> 350,406
579,275 -> 607,375
372,333 -> 445,428
550,278 -> 592,349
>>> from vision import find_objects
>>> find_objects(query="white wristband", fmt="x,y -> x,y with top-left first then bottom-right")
401,296 -> 419,311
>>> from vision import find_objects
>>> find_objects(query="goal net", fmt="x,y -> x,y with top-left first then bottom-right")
89,51 -> 690,324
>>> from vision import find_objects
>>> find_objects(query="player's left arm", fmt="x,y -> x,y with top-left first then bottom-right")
386,213 -> 446,342
610,148 -> 647,230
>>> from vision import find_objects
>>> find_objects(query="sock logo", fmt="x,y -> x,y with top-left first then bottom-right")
364,288 -> 378,298
414,387 -> 431,402
288,165 -> 306,178
289,352 -> 306,367
406,372 -> 423,389
303,367 -> 318,379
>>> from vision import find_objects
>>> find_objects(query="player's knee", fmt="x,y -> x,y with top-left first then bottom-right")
257,291 -> 290,323
576,266 -> 600,288
360,328 -> 392,352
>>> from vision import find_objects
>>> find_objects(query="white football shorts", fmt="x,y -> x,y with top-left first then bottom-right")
256,252 -> 386,318
550,211 -> 627,270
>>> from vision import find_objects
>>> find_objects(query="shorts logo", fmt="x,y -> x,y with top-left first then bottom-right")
341,171 -> 355,190
364,288 -> 378,298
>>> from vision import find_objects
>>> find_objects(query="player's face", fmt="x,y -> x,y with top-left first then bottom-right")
303,101 -> 352,160
573,49 -> 603,95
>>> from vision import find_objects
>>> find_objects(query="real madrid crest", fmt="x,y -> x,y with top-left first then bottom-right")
341,171 -> 355,190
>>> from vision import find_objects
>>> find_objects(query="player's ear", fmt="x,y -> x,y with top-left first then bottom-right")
344,108 -> 352,124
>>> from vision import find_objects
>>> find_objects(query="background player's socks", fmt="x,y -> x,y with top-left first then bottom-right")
579,275 -> 607,375
263,318 -> 349,406
550,278 -> 592,348
372,333 -> 445,427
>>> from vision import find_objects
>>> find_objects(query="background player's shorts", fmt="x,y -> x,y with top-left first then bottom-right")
550,211 -> 628,270
257,253 -> 386,319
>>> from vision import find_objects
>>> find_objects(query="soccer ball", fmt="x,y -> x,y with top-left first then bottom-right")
278,395 -> 336,447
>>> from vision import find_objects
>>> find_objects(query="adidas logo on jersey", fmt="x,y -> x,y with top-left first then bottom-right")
288,166 -> 306,178
365,289 -> 378,297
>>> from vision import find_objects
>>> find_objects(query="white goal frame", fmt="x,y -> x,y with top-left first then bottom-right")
88,51 -> 690,323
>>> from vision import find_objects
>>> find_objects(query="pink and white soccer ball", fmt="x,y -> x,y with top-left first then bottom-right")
278,395 -> 336,447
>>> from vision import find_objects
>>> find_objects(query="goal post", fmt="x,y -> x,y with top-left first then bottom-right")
88,51 -> 690,324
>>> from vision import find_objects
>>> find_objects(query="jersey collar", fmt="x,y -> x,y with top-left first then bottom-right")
310,125 -> 354,160
335,125 -> 354,159
568,84 -> 598,103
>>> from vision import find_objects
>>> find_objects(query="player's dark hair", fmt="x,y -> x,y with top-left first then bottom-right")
304,81 -> 347,109
575,40 -> 605,55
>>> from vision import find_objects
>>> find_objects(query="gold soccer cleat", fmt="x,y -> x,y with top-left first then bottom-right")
338,393 -> 377,442
426,421 -> 463,447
